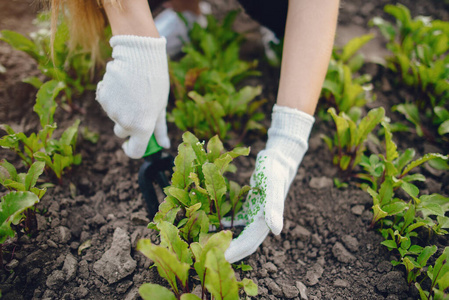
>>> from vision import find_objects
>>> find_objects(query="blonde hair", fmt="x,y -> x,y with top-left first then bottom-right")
48,0 -> 121,64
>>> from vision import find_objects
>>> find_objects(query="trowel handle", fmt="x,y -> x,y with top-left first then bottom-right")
143,135 -> 163,157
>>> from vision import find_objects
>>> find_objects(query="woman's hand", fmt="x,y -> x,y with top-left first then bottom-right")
96,35 -> 170,158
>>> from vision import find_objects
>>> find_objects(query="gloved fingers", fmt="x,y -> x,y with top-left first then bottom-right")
224,217 -> 270,263
264,178 -> 285,235
122,133 -> 152,159
153,109 -> 170,149
114,123 -> 131,139
95,80 -> 104,102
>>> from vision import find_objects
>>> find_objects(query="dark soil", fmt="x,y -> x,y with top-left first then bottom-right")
0,0 -> 448,299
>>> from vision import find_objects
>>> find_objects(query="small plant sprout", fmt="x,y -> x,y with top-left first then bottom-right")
138,132 -> 258,299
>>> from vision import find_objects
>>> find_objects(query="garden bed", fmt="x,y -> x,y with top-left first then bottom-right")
0,0 -> 448,299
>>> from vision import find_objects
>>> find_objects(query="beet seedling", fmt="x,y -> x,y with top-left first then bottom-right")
169,11 -> 265,143
138,132 -> 257,299
322,106 -> 385,179
321,34 -> 375,118
0,80 -> 81,184
0,12 -> 104,110
371,4 -> 449,144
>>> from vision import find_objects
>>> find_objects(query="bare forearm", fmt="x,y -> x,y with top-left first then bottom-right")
277,0 -> 340,115
103,0 -> 159,37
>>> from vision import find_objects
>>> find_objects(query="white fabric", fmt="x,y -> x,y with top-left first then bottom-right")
224,104 -> 315,263
155,2 -> 211,57
96,35 -> 170,159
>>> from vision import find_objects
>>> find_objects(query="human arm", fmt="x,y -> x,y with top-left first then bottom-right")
225,0 -> 340,263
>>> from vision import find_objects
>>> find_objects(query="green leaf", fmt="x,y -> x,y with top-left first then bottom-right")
60,119 -> 80,147
382,201 -> 407,216
207,135 -> 224,162
0,191 -> 39,244
22,76 -> 43,88
139,283 -> 176,300
438,120 -> 449,136
33,80 -> 66,127
240,278 -> 258,296
166,187 -> 191,207
204,247 -> 240,300
171,142 -> 196,189
0,159 -> 18,182
193,230 -> 232,285
381,239 -> 397,249
402,153 -> 448,176
137,239 -> 190,294
0,30 -> 40,61
24,161 -> 45,191
417,245 -> 437,267
400,181 -> 419,198
340,34 -> 374,63
355,107 -> 385,146
203,163 -> 226,207
429,247 -> 449,286
158,221 -> 193,265
180,294 -> 202,300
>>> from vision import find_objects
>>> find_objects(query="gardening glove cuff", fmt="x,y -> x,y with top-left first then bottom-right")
96,35 -> 170,159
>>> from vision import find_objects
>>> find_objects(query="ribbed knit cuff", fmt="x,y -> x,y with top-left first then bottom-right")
110,35 -> 168,73
266,104 -> 315,159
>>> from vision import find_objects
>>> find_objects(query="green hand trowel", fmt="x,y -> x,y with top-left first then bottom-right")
138,135 -> 174,219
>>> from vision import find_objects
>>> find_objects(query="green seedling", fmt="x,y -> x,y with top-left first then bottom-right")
0,159 -> 46,240
137,229 -> 257,299
168,11 -> 265,143
321,34 -> 375,117
0,80 -> 82,184
359,122 -> 449,228
415,247 -> 449,299
371,4 -> 449,143
322,106 -> 385,178
0,191 -> 40,265
138,132 -> 258,299
150,132 -> 250,235
0,12 -> 107,110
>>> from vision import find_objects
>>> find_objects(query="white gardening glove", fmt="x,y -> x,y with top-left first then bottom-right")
96,35 -> 170,159
223,104 -> 315,263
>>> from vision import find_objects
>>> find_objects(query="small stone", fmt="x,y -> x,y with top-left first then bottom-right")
282,284 -> 299,299
93,227 -> 137,284
332,242 -> 356,263
46,270 -> 65,289
258,268 -> 268,277
268,281 -> 283,297
263,262 -> 278,273
333,279 -> 349,288
75,286 -> 89,298
47,239 -> 58,248
92,214 -> 107,226
311,234 -> 322,247
130,212 -> 150,225
309,176 -> 333,189
291,225 -> 311,241
57,226 -> 72,244
116,280 -> 133,294
351,205 -> 364,216
377,261 -> 392,273
341,235 -> 359,252
6,259 -> 19,269
296,281 -> 308,300
305,264 -> 323,286
62,253 -> 77,282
